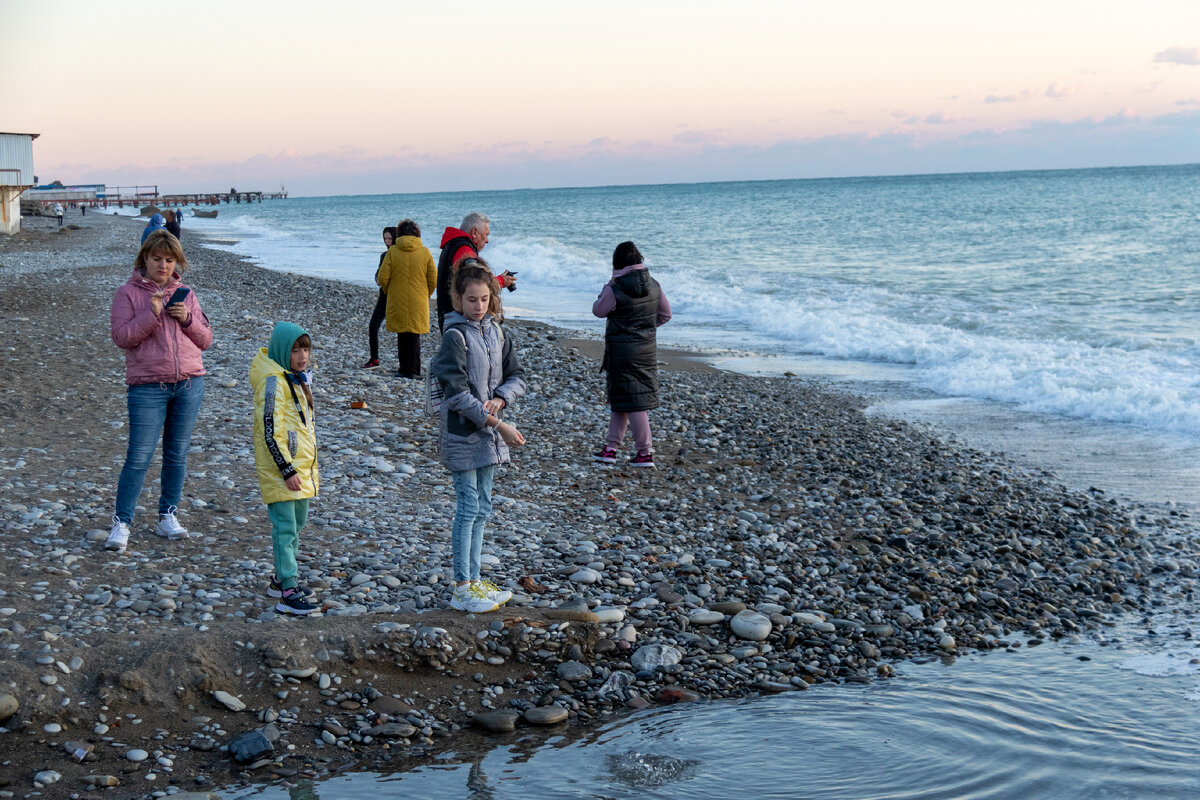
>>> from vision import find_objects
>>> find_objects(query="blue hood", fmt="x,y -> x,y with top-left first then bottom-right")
268,321 -> 308,372
141,214 -> 165,243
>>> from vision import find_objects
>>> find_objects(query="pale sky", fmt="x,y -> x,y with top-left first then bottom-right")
3,0 -> 1198,195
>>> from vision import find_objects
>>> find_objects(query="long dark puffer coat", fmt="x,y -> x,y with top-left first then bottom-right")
603,268 -> 663,412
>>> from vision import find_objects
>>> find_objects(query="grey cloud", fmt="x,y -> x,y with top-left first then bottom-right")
1045,81 -> 1077,99
984,90 -> 1033,104
1153,46 -> 1200,66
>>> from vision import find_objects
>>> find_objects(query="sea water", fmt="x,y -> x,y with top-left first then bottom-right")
177,167 -> 1200,796
223,622 -> 1200,799
162,164 -> 1200,508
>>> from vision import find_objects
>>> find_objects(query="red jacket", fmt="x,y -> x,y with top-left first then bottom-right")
439,227 -> 508,288
110,268 -> 212,385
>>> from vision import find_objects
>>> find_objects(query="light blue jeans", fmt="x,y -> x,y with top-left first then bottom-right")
114,377 -> 205,524
451,466 -> 495,583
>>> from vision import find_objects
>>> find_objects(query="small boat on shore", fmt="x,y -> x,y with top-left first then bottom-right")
191,209 -> 218,218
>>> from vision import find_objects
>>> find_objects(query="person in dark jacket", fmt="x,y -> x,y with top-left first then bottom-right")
164,210 -> 182,240
591,241 -> 671,468
362,226 -> 398,368
436,212 -> 516,332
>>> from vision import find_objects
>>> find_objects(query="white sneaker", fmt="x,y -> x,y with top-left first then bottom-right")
155,509 -> 188,540
449,582 -> 499,614
474,579 -> 512,605
105,518 -> 130,553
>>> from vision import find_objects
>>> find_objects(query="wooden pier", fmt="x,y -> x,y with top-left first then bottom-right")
95,185 -> 288,208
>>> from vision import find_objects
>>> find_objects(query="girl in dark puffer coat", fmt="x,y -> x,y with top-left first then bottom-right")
592,241 -> 672,468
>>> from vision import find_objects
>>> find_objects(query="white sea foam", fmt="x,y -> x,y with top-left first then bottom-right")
141,168 -> 1200,447
491,234 -> 1200,439
1119,650 -> 1200,701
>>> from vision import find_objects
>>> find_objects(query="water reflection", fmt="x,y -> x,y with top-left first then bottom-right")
227,636 -> 1200,800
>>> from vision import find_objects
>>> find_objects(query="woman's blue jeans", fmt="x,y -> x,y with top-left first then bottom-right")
114,377 -> 205,523
451,466 -> 495,582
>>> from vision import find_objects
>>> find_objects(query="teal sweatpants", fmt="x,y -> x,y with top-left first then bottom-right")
268,498 -> 309,590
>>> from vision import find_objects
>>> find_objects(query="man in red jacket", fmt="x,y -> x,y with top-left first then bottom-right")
436,212 -> 517,331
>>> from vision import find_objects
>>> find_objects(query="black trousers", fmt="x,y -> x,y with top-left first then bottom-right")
397,332 -> 421,376
367,291 -> 387,360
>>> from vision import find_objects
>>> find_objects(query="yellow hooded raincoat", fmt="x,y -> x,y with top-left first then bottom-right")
250,323 -> 319,505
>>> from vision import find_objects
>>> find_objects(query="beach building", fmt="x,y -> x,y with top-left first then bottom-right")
24,183 -> 106,205
0,132 -> 39,235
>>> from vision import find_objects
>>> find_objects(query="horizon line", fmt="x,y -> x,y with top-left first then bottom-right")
282,159 -> 1200,200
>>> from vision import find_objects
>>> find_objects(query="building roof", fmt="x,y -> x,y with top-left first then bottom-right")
0,132 -> 41,140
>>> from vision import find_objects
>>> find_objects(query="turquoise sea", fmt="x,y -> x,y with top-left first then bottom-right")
117,165 -> 1200,797
159,163 -> 1200,509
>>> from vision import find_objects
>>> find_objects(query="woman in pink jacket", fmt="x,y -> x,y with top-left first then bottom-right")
106,230 -> 212,553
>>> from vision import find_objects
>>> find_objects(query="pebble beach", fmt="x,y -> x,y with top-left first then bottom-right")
0,211 -> 1193,799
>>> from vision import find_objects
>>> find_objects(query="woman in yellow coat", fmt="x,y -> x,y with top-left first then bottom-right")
377,218 -> 437,379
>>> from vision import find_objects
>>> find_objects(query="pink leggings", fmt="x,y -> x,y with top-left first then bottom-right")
607,411 -> 652,455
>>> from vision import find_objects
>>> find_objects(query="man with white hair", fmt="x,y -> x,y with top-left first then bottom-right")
436,212 -> 517,331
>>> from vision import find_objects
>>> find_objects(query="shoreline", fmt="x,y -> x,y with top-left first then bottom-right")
0,211 -> 1193,798
181,202 -> 1200,518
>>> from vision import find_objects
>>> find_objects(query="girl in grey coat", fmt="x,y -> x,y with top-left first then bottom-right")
431,263 -> 526,613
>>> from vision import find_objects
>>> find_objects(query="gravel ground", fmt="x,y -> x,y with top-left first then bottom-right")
0,210 -> 1194,799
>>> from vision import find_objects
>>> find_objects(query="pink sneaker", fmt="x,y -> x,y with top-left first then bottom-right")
629,452 -> 655,468
593,447 -> 617,464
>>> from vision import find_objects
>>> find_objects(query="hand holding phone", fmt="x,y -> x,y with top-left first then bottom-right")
167,286 -> 190,306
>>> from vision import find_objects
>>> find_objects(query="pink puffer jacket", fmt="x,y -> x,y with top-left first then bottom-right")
110,268 -> 212,385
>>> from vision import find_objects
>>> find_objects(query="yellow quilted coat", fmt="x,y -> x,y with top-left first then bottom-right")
377,235 -> 437,334
251,343 -> 319,504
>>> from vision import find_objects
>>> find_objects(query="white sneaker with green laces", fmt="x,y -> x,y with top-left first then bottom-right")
474,579 -> 512,605
450,582 -> 499,613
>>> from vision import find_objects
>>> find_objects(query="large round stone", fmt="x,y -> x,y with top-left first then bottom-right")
556,660 -> 593,682
471,711 -> 520,732
569,568 -> 602,585
524,706 -> 568,725
630,644 -> 682,672
730,610 -> 772,641
0,693 -> 19,723
688,609 -> 725,625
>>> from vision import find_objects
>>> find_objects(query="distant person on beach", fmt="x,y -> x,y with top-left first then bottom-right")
106,230 -> 212,554
431,264 -> 526,612
141,213 -> 165,243
592,241 -> 672,469
436,212 -> 517,332
53,203 -> 63,226
163,209 -> 181,239
362,226 -> 397,369
251,322 -> 320,616
377,219 -> 437,378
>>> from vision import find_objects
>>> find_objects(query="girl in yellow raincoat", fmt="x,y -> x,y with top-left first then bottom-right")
251,322 -> 319,615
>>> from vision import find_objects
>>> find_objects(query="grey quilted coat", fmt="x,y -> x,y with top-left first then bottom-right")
431,311 -> 526,472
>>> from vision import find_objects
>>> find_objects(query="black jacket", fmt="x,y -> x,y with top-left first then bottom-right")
603,269 -> 662,412
436,234 -> 476,332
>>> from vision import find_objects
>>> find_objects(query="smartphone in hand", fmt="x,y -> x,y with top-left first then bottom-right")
167,286 -> 190,306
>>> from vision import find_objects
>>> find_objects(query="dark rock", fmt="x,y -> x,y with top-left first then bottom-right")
371,696 -> 413,716
471,711 -> 520,732
227,730 -> 274,764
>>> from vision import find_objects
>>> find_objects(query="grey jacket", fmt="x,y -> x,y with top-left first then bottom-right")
431,311 -> 526,472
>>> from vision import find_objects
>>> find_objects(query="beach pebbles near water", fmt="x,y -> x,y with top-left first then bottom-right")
0,211 -> 1194,795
